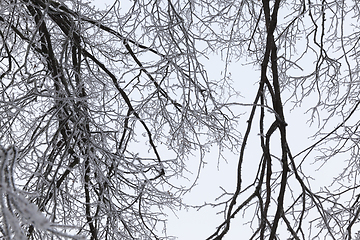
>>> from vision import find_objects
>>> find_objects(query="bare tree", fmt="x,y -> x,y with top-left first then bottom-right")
0,0 -> 238,239
193,0 -> 360,239
2,0 -> 360,239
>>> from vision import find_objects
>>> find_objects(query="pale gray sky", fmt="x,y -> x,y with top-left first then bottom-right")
88,0 -> 353,239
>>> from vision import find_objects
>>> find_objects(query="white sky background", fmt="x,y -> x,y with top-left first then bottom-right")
90,0 -> 355,239
163,60 -> 326,240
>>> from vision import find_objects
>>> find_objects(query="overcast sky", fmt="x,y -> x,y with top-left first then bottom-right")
90,1 -> 351,239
